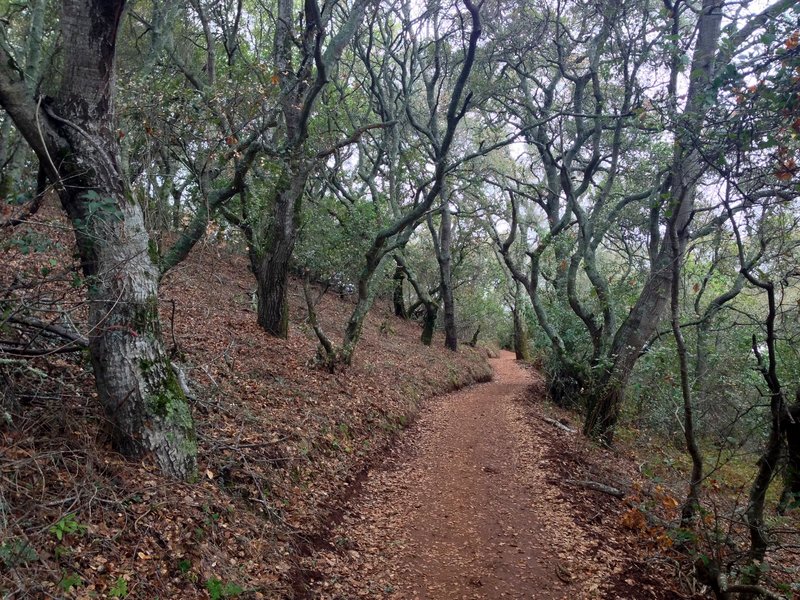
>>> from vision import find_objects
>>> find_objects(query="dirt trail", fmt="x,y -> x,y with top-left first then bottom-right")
306,351 -> 612,599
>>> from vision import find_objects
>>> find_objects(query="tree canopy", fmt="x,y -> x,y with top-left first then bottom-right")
2,0 -> 799,596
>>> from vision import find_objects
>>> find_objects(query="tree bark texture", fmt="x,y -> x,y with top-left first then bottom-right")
0,0 -> 197,479
256,163 -> 307,337
393,265 -> 407,319
512,283 -> 530,361
437,200 -> 457,352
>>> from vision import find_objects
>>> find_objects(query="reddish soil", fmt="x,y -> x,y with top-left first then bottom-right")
1,212 -> 494,599
305,351 -> 619,599
8,208 -> 795,599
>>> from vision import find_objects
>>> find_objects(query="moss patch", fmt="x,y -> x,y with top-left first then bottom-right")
148,237 -> 160,264
132,295 -> 161,337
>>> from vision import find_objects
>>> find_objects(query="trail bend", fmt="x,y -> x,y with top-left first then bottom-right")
306,351 -> 611,599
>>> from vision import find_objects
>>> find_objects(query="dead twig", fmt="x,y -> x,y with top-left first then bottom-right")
542,416 -> 577,433
565,479 -> 625,498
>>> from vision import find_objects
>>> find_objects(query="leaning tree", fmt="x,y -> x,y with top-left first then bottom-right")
0,0 -> 197,479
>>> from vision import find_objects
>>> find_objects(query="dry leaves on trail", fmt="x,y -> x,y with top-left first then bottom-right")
303,353 -> 619,600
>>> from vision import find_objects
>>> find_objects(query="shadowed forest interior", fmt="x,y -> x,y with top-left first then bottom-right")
1,0 -> 799,598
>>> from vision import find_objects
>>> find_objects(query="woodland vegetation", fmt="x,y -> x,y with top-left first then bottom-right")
1,0 -> 799,597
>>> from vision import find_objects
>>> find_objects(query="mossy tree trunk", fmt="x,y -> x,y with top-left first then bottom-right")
0,0 -> 197,479
421,301 -> 438,346
393,265 -> 408,319
432,197 -> 457,352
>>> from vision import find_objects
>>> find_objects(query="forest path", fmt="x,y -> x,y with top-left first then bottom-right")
305,350 -> 609,599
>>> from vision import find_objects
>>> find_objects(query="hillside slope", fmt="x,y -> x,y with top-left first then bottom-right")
1,232 -> 492,599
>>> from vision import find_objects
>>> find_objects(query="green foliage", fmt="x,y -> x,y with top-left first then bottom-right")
49,513 -> 87,541
0,538 -> 38,568
58,572 -> 83,592
109,576 -> 129,598
296,197 -> 379,286
205,577 -> 243,599
3,227 -> 62,255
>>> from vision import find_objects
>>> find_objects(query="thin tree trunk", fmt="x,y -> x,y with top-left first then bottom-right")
513,282 -> 530,361
394,253 -> 439,347
0,117 -> 15,198
745,299 -> 786,568
437,197 -> 457,352
668,216 -> 704,525
0,0 -> 47,199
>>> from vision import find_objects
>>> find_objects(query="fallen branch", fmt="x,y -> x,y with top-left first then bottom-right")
542,416 -> 576,433
0,343 -> 85,356
565,479 -> 625,498
5,314 -> 88,346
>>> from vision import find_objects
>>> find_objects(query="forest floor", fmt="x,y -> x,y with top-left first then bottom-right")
1,215 -> 493,599
301,352 -> 693,600
5,209 -> 796,599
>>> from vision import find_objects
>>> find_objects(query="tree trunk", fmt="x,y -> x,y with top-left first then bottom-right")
512,283 -> 530,361
85,206 -> 196,477
0,117 -> 15,199
583,378 -> 625,444
0,0 -> 197,479
743,286 -> 784,571
394,253 -> 440,348
251,0 -> 371,338
668,217 -> 704,525
421,302 -> 438,346
1,0 -> 47,198
582,0 -> 724,443
746,426 -> 783,565
582,234 -> 676,442
61,0 -> 196,479
393,265 -> 407,319
513,309 -> 530,361
437,199 -> 457,351
256,164 -> 307,337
